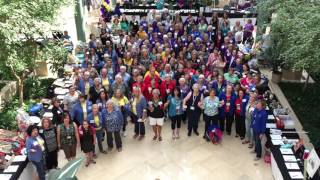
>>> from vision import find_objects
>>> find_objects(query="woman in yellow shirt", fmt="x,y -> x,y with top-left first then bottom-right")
111,89 -> 130,137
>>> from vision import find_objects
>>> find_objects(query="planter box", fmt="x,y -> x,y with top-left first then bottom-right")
282,69 -> 302,81
271,72 -> 282,83
0,81 -> 17,109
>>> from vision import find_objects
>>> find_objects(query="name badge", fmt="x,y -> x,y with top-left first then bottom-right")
90,120 -> 94,123
39,129 -> 43,133
33,141 -> 39,146
57,110 -> 61,114
88,106 -> 92,110
67,136 -> 71,139
190,106 -> 195,110
158,101 -> 163,106
237,104 -> 241,110
226,103 -> 230,107
176,106 -> 180,110
242,99 -> 247,103
166,89 -> 170,94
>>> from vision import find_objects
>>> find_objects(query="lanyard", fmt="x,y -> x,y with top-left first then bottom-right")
192,93 -> 198,106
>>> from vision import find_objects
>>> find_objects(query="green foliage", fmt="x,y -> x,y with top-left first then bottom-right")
0,96 -> 34,130
257,0 -> 320,75
24,77 -> 55,100
279,82 -> 320,148
0,0 -> 71,106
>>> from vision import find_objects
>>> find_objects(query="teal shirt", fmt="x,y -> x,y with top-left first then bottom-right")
167,95 -> 183,117
224,72 -> 239,84
204,96 -> 220,116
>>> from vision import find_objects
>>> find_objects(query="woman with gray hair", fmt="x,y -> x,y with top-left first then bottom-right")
148,89 -> 165,141
183,83 -> 203,137
103,100 -> 124,152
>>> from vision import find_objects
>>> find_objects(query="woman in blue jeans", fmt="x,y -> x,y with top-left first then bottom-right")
26,125 -> 46,180
251,100 -> 267,161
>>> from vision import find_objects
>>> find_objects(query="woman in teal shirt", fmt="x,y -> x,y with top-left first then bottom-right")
165,87 -> 183,139
202,89 -> 220,139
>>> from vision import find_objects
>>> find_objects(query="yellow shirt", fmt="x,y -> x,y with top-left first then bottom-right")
94,115 -> 101,130
81,103 -> 87,121
124,58 -> 133,67
102,78 -> 109,91
85,82 -> 90,95
132,99 -> 137,115
112,97 -> 129,107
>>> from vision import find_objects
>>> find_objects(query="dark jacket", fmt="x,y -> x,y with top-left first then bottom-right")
218,92 -> 237,118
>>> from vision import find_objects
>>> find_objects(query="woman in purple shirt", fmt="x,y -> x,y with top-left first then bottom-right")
243,19 -> 254,42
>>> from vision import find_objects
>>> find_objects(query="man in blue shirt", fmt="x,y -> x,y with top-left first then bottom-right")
251,100 -> 268,160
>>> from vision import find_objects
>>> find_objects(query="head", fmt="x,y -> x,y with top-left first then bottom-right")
133,86 -> 142,97
27,125 -> 38,137
152,89 -> 160,99
52,97 -> 60,108
192,83 -> 200,93
226,85 -> 233,94
256,100 -> 266,110
209,89 -> 216,97
69,85 -> 76,94
63,113 -> 71,125
173,87 -> 181,97
94,78 -> 101,87
92,104 -> 99,114
79,94 -> 86,103
115,89 -> 123,99
106,100 -> 114,111
82,120 -> 89,129
218,75 -> 224,83
115,74 -> 123,83
42,117 -> 52,129
99,90 -> 107,100
120,66 -> 127,74
238,88 -> 244,98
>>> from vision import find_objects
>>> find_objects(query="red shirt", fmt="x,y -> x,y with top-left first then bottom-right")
225,95 -> 231,112
235,98 -> 242,115
160,80 -> 176,100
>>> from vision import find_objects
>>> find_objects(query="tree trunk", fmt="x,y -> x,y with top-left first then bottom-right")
303,73 -> 310,92
17,78 -> 24,107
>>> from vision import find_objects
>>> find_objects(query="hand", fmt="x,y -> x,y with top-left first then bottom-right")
30,149 -> 36,153
220,100 -> 225,106
259,134 -> 263,139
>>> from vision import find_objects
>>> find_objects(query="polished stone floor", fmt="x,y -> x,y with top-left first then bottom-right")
57,118 -> 272,180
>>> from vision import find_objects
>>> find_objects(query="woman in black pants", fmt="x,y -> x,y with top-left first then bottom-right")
165,87 -> 183,139
183,84 -> 203,137
201,89 -> 220,139
39,118 -> 58,170
103,100 -> 124,152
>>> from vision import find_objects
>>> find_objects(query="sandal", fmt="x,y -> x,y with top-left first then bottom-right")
242,140 -> 249,144
153,136 -> 157,140
159,136 -> 162,141
248,144 -> 253,148
85,163 -> 90,167
91,160 -> 96,164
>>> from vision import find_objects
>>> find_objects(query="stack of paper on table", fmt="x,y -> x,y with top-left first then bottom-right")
288,171 -> 303,179
266,123 -> 277,128
268,115 -> 275,120
270,134 -> 282,140
272,139 -> 284,145
12,155 -> 27,162
280,148 -> 294,155
270,129 -> 282,135
3,165 -> 19,173
0,174 -> 12,180
283,155 -> 297,162
285,163 -> 300,170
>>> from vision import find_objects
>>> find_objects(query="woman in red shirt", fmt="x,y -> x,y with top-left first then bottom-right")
234,89 -> 249,139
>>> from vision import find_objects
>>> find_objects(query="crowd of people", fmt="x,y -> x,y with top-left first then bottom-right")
26,8 -> 268,180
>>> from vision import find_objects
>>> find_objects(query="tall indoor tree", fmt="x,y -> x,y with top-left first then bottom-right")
0,0 -> 70,106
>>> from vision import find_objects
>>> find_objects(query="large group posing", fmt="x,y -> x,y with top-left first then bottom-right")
26,9 -> 269,180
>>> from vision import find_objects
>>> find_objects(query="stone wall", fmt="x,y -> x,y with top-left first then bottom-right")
0,81 -> 17,110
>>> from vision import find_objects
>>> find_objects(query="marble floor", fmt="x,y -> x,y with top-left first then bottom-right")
56,119 -> 273,180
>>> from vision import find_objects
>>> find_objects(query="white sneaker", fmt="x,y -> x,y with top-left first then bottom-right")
123,131 -> 127,137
